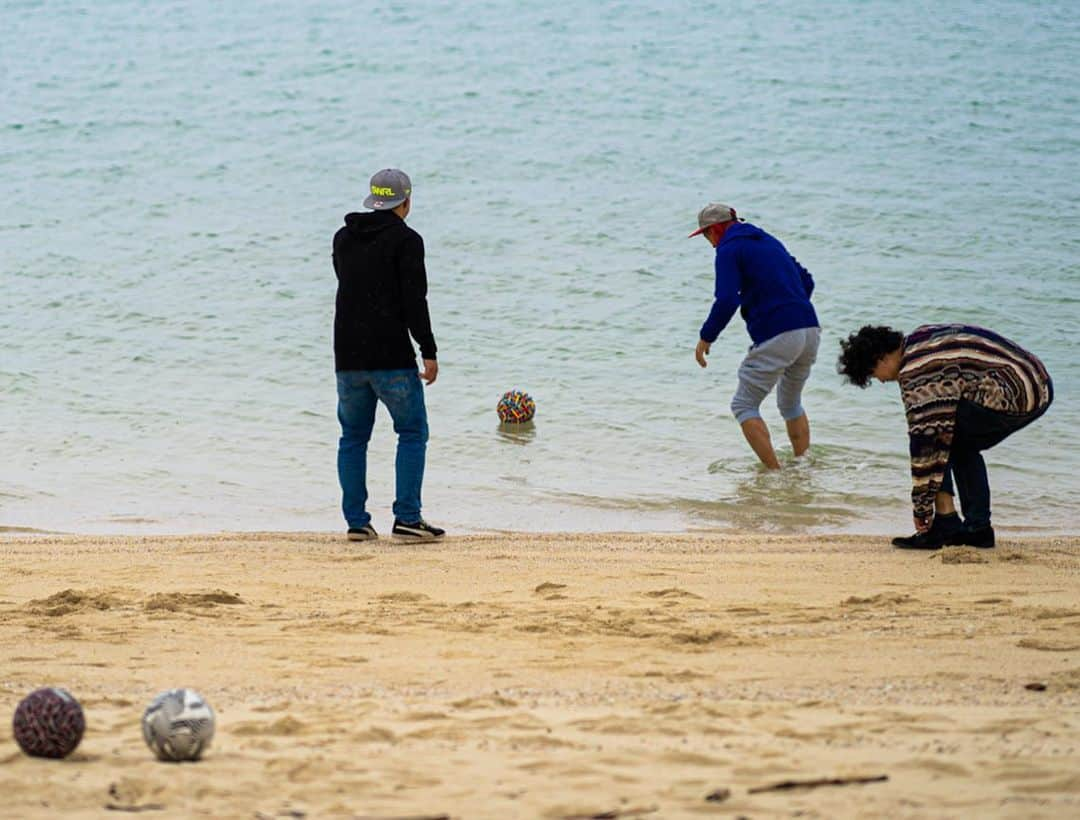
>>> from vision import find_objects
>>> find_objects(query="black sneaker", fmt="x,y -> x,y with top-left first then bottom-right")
347,524 -> 378,542
957,526 -> 995,549
892,530 -> 946,550
392,519 -> 446,540
892,513 -> 964,550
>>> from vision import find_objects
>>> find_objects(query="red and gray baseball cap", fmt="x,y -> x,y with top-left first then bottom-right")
363,168 -> 412,210
688,202 -> 737,237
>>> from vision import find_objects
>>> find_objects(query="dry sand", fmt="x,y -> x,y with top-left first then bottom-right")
1,531 -> 1078,819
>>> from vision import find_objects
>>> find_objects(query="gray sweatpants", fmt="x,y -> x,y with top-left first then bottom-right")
731,327 -> 820,424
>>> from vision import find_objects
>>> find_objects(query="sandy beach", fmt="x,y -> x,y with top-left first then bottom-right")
1,531 -> 1078,819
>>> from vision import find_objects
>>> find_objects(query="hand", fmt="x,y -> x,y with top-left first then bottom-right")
914,515 -> 932,534
695,339 -> 711,368
420,359 -> 438,385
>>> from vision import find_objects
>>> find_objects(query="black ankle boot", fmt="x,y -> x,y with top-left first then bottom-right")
892,513 -> 964,550
958,526 -> 995,548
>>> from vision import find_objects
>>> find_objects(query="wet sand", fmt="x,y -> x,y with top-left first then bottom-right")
1,531 -> 1078,819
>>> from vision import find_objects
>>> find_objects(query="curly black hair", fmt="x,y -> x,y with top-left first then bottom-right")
837,325 -> 905,388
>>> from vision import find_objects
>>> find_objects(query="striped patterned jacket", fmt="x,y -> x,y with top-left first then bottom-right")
899,324 -> 1052,521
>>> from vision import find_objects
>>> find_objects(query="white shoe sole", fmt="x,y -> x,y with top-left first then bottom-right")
391,530 -> 445,541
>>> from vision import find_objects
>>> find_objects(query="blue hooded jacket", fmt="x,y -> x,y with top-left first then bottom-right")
699,222 -> 818,346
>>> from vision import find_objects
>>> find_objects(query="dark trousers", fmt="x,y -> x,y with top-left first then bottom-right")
940,385 -> 1053,528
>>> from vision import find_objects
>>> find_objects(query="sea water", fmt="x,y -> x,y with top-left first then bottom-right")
2,0 -> 1078,535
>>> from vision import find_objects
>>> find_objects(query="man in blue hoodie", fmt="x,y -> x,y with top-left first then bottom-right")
691,203 -> 819,469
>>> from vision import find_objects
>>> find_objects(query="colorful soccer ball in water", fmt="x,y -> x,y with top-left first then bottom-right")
497,390 -> 536,423
12,687 -> 86,759
142,688 -> 215,762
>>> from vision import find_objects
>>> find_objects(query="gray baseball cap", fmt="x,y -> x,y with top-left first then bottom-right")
363,168 -> 412,210
688,202 -> 737,237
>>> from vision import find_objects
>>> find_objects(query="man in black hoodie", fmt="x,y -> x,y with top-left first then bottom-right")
333,169 -> 444,541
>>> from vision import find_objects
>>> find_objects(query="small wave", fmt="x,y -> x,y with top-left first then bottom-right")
538,487 -> 868,534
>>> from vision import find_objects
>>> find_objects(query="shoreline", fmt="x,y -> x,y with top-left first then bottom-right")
4,519 -> 1080,540
1,531 -> 1078,818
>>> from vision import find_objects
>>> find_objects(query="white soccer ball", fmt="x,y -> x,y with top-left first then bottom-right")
142,688 -> 215,762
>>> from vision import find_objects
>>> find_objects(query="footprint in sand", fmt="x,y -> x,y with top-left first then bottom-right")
451,694 -> 519,710
634,668 -> 708,681
375,591 -> 429,603
143,590 -> 244,612
897,758 -> 971,777
106,778 -> 166,813
251,701 -> 291,713
232,716 -> 306,736
1024,607 -> 1080,620
264,757 -> 345,784
985,761 -> 1080,793
310,655 -> 369,667
507,733 -> 582,750
1049,667 -> 1080,689
841,593 -> 917,607
659,750 -> 730,767
404,723 -> 468,742
1017,637 -> 1080,652
998,551 -> 1033,563
351,726 -> 396,743
940,548 -> 990,564
25,589 -> 126,616
401,710 -> 450,722
1010,773 -> 1080,794
534,582 -> 568,595
43,625 -> 84,639
325,553 -> 376,562
666,628 -> 744,648
642,588 -> 703,600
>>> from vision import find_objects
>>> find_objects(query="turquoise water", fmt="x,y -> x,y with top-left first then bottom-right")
2,0 -> 1078,535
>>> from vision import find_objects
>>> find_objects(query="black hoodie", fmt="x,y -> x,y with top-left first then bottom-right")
332,210 -> 437,371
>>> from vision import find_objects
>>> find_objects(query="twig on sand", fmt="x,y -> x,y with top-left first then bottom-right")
351,815 -> 451,820
104,804 -> 165,813
749,774 -> 888,794
561,807 -> 658,820
747,777 -> 889,795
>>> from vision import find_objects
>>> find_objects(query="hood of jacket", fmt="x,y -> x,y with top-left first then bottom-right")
342,209 -> 403,237
717,221 -> 766,247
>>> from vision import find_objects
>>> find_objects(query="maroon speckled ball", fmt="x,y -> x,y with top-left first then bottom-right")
12,687 -> 86,759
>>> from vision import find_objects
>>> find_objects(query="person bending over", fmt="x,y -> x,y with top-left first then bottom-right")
837,324 -> 1053,549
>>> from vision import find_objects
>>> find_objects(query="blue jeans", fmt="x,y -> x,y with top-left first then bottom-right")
336,369 -> 428,528
939,385 -> 1053,529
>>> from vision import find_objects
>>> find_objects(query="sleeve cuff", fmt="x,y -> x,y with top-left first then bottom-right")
912,496 -> 935,522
